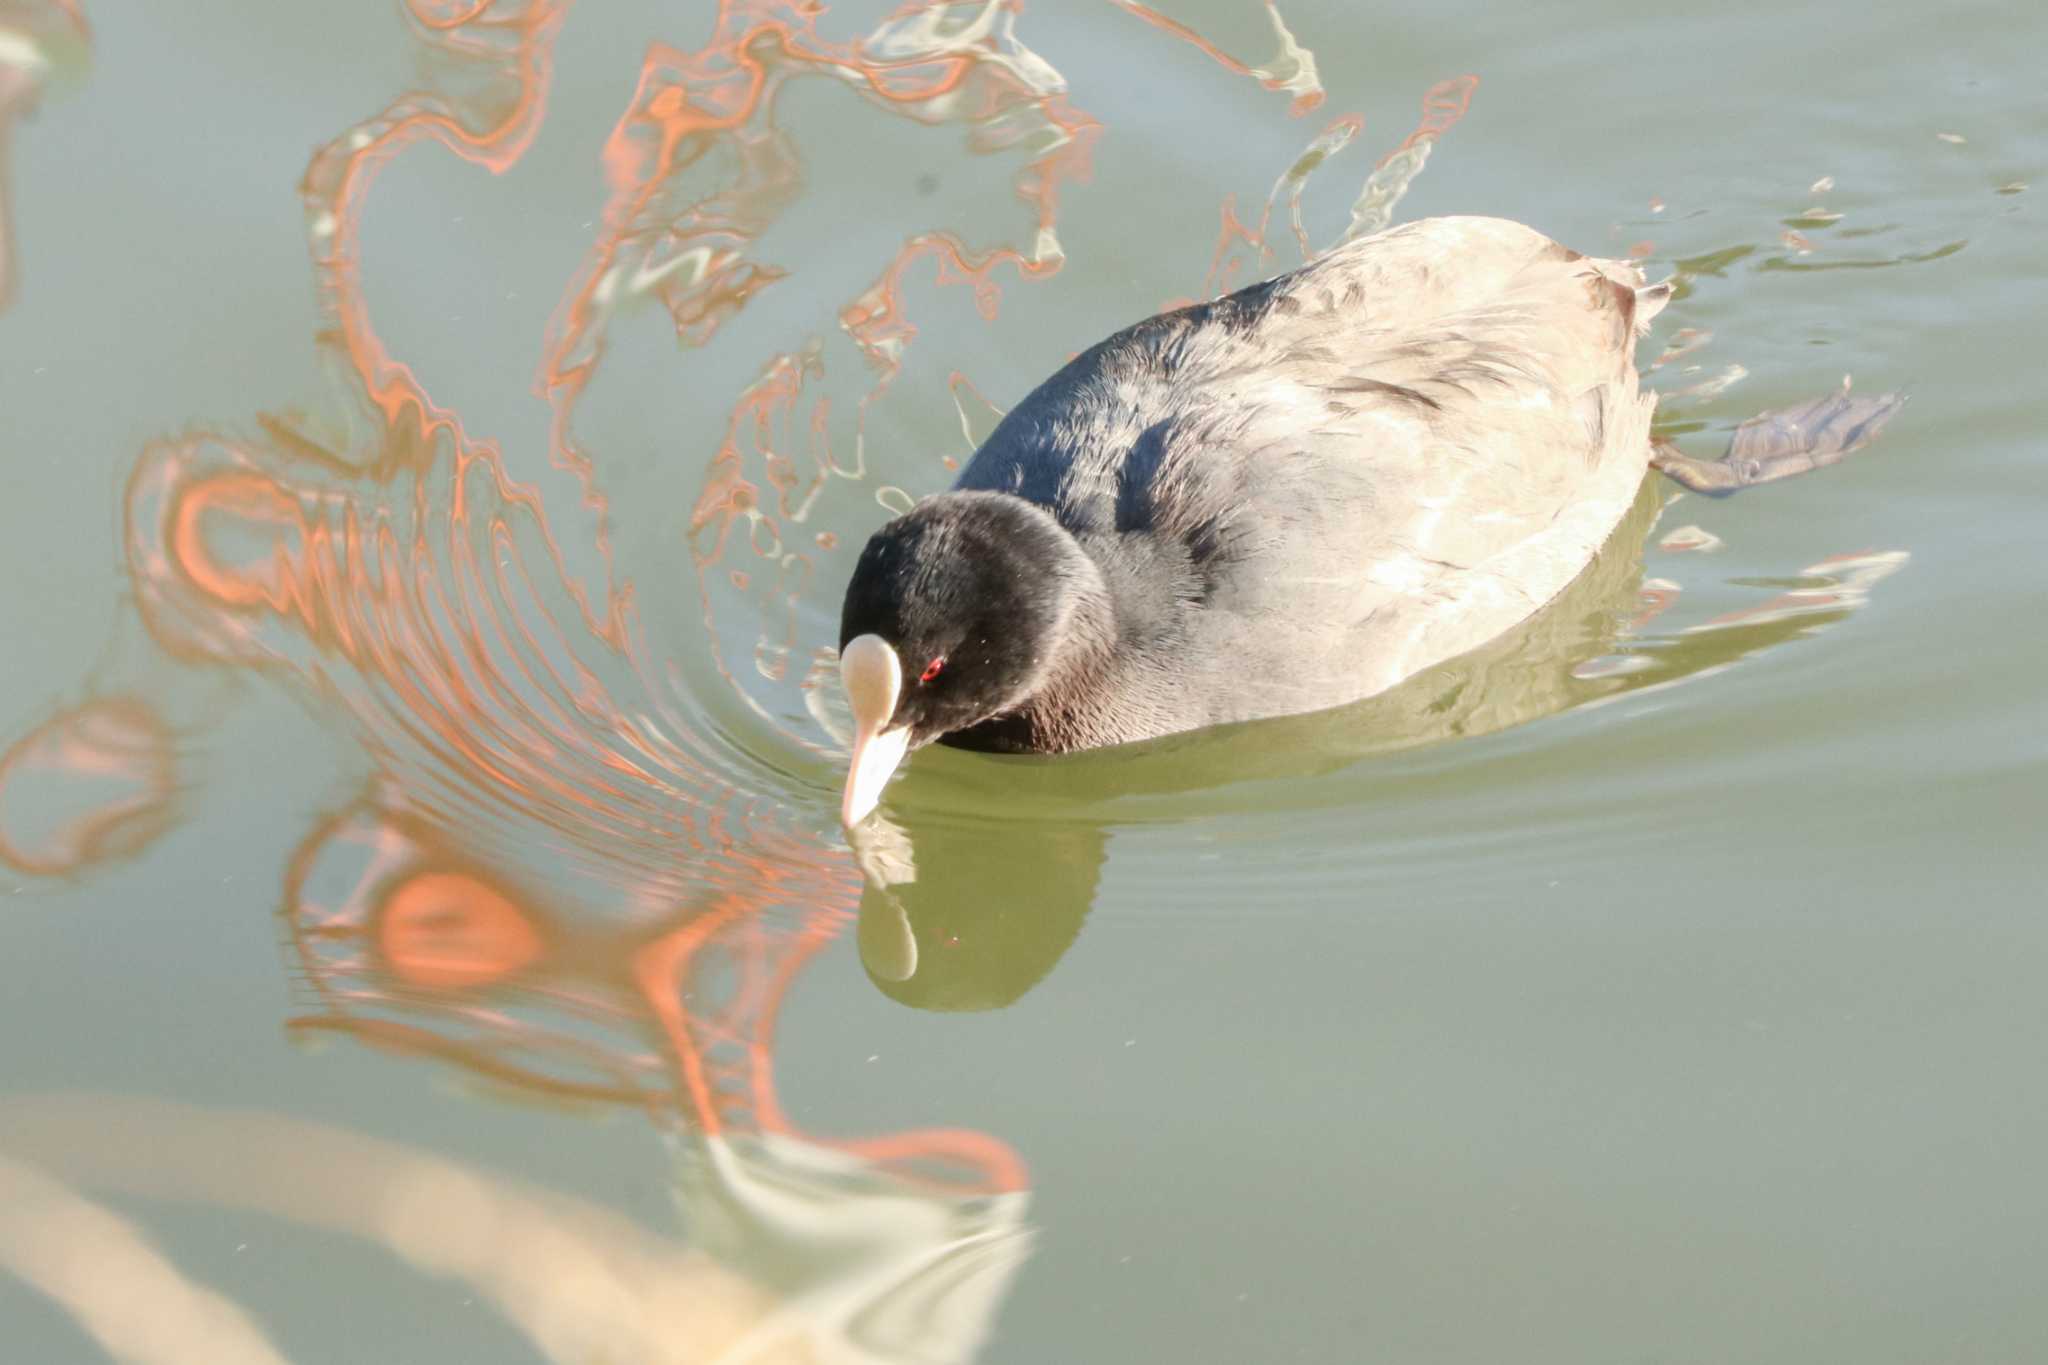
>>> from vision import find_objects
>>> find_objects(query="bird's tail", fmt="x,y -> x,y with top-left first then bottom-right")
1631,279 -> 1675,335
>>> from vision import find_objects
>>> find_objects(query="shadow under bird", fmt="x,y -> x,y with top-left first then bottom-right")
836,215 -> 1903,824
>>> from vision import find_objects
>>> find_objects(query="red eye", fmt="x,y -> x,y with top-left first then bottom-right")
919,656 -> 945,683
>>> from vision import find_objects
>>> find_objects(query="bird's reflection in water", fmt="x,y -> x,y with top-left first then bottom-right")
855,479 -> 1906,1001
854,813 -> 1100,1012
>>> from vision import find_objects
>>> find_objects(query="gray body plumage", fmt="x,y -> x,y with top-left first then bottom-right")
947,215 -> 1667,752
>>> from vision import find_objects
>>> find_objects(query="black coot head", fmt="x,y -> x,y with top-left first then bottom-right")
838,491 -> 1074,749
837,491 -> 1103,824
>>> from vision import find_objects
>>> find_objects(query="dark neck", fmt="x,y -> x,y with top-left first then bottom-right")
939,512 -> 1128,755
943,523 -> 1210,755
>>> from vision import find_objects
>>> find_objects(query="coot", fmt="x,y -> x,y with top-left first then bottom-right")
836,215 -> 1900,824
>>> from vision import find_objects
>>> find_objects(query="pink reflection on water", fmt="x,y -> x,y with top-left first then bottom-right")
0,698 -> 177,877
0,0 -> 1500,1206
1105,0 -> 1324,115
283,795 -> 1024,1195
94,0 -> 1229,1209
1195,74 -> 1478,301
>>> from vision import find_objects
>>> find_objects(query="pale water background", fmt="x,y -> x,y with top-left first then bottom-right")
0,2 -> 2042,1362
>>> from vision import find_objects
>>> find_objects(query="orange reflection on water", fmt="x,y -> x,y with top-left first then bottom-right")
0,698 -> 177,877
0,4 -> 1485,1346
11,6 -> 1487,1193
128,431 -> 729,876
1106,0 -> 1323,115
1200,112 -> 1363,299
303,0 -> 568,436
530,1 -> 1103,756
1337,73 -> 1478,242
285,797 -> 1024,1196
1195,74 -> 1478,301
378,870 -> 547,991
165,470 -> 320,618
106,0 -> 1119,843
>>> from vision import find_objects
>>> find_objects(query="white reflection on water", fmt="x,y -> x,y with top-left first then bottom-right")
0,1148 -> 288,1365
0,1 -> 88,315
0,1094 -> 1030,1365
